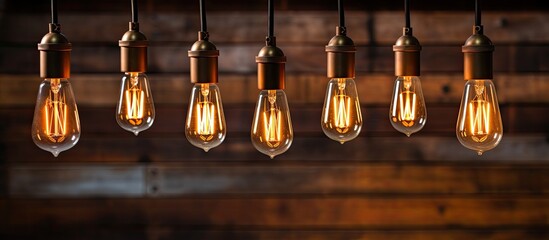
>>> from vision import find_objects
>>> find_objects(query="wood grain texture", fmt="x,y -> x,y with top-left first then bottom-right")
1,12 -> 547,44
1,197 -> 548,227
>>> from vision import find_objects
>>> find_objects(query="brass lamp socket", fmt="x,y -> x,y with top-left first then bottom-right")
462,25 -> 494,80
325,26 -> 356,79
256,37 -> 286,90
119,22 -> 148,73
393,27 -> 421,77
188,31 -> 219,84
37,23 -> 72,79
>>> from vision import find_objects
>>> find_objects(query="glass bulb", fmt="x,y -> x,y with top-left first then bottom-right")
389,76 -> 427,137
321,78 -> 362,144
456,79 -> 503,155
185,83 -> 226,152
251,90 -> 293,159
116,72 -> 155,136
31,78 -> 80,157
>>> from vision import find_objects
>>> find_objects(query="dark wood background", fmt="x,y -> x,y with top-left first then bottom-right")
1,0 -> 548,239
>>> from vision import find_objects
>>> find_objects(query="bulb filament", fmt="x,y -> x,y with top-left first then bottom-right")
398,77 -> 417,127
125,72 -> 145,125
332,79 -> 351,133
43,78 -> 67,143
195,84 -> 216,141
263,90 -> 282,148
468,82 -> 491,143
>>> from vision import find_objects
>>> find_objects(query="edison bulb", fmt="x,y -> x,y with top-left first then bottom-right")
321,78 -> 362,143
185,83 -> 226,152
31,78 -> 80,157
116,72 -> 155,136
389,76 -> 427,136
251,90 -> 293,159
456,79 -> 503,155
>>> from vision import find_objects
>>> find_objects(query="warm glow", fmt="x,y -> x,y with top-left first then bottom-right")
467,83 -> 491,143
389,76 -> 427,137
398,91 -> 417,126
124,72 -> 145,125
195,84 -> 216,141
321,78 -> 362,144
263,98 -> 282,148
333,93 -> 351,132
43,78 -> 67,143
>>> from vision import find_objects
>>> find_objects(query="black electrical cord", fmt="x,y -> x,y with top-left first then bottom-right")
338,0 -> 345,28
200,0 -> 207,32
268,0 -> 274,38
405,0 -> 410,28
131,0 -> 138,23
475,0 -> 481,26
51,0 -> 58,24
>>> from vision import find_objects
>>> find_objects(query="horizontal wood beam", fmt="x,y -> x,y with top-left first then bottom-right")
2,197 -> 548,227
1,12 -> 547,44
7,163 -> 549,197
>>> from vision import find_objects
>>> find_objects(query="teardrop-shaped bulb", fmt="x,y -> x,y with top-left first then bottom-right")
456,79 -> 503,155
31,78 -> 80,157
116,72 -> 155,135
251,90 -> 293,159
389,76 -> 427,137
321,78 -> 362,144
185,83 -> 226,152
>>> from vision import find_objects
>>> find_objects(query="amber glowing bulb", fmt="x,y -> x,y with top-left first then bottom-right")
389,76 -> 427,136
116,72 -> 155,135
32,18 -> 79,157
321,78 -> 362,143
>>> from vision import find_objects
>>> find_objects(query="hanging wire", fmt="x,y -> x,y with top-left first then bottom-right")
475,0 -> 481,26
268,0 -> 274,38
51,0 -> 58,24
405,0 -> 410,28
131,0 -> 139,23
338,0 -> 345,28
200,0 -> 208,32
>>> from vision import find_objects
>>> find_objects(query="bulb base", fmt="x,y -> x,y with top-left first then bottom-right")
393,27 -> 421,77
256,37 -> 286,90
37,23 -> 72,79
119,22 -> 148,73
462,26 -> 494,80
326,26 -> 356,79
188,31 -> 219,84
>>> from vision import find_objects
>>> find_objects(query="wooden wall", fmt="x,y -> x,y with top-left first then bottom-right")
0,0 -> 548,239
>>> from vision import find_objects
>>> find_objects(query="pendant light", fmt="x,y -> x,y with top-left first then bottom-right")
251,0 -> 293,159
185,0 -> 226,152
457,0 -> 503,155
116,0 -> 155,136
321,0 -> 363,144
390,0 -> 427,137
32,0 -> 80,157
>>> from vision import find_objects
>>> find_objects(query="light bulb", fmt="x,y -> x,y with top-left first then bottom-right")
321,78 -> 362,143
185,83 -> 226,152
389,76 -> 427,137
251,89 -> 293,159
456,79 -> 502,155
116,72 -> 155,136
31,78 -> 80,157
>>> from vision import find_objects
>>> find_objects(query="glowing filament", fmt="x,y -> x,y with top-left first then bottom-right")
263,90 -> 282,148
43,79 -> 67,143
398,91 -> 417,126
195,84 -> 216,140
468,82 -> 491,143
124,73 -> 145,125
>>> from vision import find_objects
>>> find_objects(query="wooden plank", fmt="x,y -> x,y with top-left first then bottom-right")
2,197 -> 548,227
0,136 -> 547,163
5,163 -> 548,197
1,12 -> 548,44
145,164 -> 549,196
1,227 -> 548,240
1,74 -> 548,106
1,44 -> 546,74
8,165 -> 145,197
